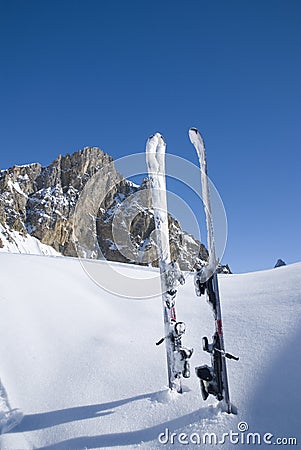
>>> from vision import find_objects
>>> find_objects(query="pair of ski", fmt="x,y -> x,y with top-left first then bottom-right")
146,128 -> 238,414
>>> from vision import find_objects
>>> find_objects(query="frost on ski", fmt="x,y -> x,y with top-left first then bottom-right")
188,128 -> 227,278
146,133 -> 169,226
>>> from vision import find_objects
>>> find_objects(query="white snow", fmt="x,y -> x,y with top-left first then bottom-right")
0,224 -> 60,257
13,164 -> 38,169
0,254 -> 300,449
7,179 -> 28,197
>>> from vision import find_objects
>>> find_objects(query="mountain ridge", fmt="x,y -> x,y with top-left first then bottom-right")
0,147 -> 208,270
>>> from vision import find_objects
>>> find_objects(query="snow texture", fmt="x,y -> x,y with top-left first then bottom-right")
0,224 -> 61,257
0,253 -> 300,449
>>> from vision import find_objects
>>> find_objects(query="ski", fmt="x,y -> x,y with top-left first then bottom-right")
188,127 -> 238,414
146,133 -> 193,393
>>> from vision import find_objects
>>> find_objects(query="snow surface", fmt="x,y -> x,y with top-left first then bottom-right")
0,254 -> 300,449
0,224 -> 60,257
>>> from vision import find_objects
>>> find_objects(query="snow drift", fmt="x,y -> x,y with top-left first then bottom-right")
0,253 -> 300,449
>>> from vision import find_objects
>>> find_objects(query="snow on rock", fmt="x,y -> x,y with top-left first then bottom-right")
0,224 -> 61,256
1,150 -> 208,270
0,254 -> 300,449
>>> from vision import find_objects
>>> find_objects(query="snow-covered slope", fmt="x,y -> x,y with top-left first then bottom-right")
0,224 -> 61,257
0,254 -> 300,449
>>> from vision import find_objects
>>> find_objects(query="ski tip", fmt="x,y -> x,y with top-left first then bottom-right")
188,127 -> 204,146
159,134 -> 166,145
148,132 -> 165,142
189,127 -> 202,136
146,133 -> 166,153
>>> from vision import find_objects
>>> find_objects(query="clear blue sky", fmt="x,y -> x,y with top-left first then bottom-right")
1,0 -> 300,273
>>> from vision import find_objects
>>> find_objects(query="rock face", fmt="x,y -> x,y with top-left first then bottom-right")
274,259 -> 286,268
0,163 -> 42,235
0,148 -> 114,256
216,263 -> 232,274
93,177 -> 207,270
0,147 -> 208,270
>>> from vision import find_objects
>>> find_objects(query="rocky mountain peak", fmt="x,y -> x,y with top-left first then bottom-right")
35,147 -> 113,191
0,146 -> 208,270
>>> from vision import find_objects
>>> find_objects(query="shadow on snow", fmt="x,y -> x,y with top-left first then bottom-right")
11,391 -> 218,449
248,323 -> 301,441
12,392 -> 163,433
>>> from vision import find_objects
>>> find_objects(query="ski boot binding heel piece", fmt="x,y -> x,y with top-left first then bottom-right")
195,365 -> 223,401
179,348 -> 194,378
